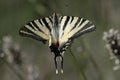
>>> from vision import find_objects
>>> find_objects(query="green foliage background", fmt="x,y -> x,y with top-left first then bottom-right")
0,0 -> 120,80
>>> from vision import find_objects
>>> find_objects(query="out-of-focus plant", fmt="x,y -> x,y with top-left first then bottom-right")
103,29 -> 120,70
0,36 -> 41,80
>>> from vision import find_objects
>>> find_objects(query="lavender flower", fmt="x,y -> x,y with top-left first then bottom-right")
103,29 -> 120,70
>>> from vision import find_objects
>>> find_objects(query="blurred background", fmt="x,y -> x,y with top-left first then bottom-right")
0,0 -> 120,80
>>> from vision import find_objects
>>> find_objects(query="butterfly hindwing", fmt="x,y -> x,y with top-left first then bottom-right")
19,17 -> 53,44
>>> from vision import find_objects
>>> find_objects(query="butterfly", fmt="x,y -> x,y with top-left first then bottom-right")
19,13 -> 96,74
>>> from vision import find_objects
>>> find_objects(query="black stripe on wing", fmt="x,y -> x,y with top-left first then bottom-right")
41,18 -> 51,31
32,21 -> 45,33
70,17 -> 81,31
63,16 -> 70,30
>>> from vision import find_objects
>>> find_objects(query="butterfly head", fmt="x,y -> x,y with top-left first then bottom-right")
50,43 -> 64,74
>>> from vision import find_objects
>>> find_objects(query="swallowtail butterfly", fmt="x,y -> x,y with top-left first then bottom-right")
19,13 -> 96,74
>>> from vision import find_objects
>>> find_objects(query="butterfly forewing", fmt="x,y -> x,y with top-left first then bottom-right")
19,17 -> 53,43
59,16 -> 95,47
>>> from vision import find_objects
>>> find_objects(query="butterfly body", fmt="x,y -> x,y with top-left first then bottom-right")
19,13 -> 95,74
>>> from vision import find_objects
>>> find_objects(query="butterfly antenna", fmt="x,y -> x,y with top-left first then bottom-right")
54,56 -> 58,74
61,56 -> 64,74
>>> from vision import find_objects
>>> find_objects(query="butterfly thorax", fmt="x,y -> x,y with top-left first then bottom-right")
50,43 -> 61,57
